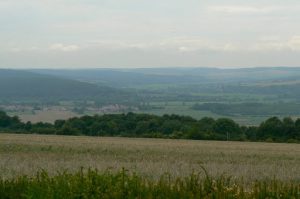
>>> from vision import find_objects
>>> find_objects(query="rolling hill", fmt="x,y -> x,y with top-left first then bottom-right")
32,67 -> 300,87
0,69 -> 137,104
32,67 -> 300,100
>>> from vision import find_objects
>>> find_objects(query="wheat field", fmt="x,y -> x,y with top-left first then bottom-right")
0,133 -> 299,184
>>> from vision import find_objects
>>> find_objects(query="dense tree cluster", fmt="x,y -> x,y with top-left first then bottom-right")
0,111 -> 299,142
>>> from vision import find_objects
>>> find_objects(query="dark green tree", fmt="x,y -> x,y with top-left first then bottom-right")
258,117 -> 284,141
282,117 -> 295,139
213,118 -> 241,140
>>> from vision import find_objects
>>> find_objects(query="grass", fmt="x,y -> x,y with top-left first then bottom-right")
0,168 -> 299,199
0,134 -> 299,184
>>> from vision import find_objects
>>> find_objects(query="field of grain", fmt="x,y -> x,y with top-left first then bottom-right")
0,133 -> 299,184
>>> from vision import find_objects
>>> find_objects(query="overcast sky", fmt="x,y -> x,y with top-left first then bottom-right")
1,0 -> 300,68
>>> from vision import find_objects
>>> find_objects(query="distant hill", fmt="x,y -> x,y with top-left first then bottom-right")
32,67 -> 300,87
0,69 -> 137,104
31,67 -> 300,99
31,69 -> 210,87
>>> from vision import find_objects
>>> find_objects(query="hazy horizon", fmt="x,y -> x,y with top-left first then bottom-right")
1,0 -> 300,69
1,66 -> 300,70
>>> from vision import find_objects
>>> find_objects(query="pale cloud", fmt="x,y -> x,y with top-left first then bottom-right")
158,38 -> 239,52
49,44 -> 80,52
208,5 -> 279,14
8,46 -> 39,53
9,47 -> 22,53
251,36 -> 300,52
83,38 -> 240,53
6,36 -> 300,55
287,36 -> 300,51
69,36 -> 300,53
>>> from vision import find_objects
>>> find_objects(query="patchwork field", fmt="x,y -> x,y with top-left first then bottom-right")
0,133 -> 299,184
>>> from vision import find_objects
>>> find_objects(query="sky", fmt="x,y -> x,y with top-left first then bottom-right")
1,0 -> 300,69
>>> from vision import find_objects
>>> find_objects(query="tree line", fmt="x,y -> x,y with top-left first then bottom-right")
0,111 -> 299,142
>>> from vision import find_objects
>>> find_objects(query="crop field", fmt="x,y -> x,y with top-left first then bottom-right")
0,133 -> 299,198
1,133 -> 299,182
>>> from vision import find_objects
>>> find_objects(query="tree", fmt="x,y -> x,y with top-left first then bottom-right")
24,121 -> 32,131
258,117 -> 284,140
0,111 -> 22,129
54,120 -> 65,129
58,124 -> 81,135
244,126 -> 258,141
295,119 -> 300,139
282,117 -> 295,139
198,117 -> 215,133
0,111 -> 12,128
213,118 -> 241,140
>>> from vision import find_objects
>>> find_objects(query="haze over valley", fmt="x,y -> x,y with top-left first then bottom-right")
1,67 -> 300,125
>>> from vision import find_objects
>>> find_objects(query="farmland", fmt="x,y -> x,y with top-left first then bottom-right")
4,68 -> 300,126
1,133 -> 299,183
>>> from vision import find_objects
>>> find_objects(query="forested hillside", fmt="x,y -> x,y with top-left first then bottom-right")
0,69 -> 137,104
32,69 -> 209,87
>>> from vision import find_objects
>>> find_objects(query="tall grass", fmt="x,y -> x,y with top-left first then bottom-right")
0,168 -> 299,199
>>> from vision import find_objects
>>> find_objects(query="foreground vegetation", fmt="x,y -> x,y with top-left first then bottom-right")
1,111 -> 300,142
1,133 -> 299,198
1,134 -> 299,182
1,168 -> 299,199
